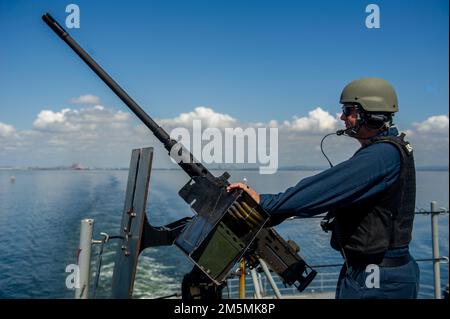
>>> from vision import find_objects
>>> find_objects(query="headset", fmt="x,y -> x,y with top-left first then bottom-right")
337,105 -> 392,135
322,106 -> 393,167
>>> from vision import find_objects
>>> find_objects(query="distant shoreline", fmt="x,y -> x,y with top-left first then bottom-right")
1,167 -> 448,172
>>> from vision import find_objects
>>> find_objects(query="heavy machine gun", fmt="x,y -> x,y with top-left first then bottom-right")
42,13 -> 317,298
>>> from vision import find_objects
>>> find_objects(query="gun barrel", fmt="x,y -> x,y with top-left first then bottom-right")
42,13 -> 214,180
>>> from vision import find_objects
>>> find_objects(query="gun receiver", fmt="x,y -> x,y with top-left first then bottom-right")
43,12 -> 316,292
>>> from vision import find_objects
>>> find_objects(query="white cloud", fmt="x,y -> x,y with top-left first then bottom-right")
159,106 -> 237,128
32,106 -> 131,133
33,109 -> 78,132
403,129 -> 415,137
248,119 -> 279,128
282,107 -> 338,132
0,122 -> 16,137
1,104 -> 153,167
1,102 -> 448,169
113,111 -> 130,121
70,94 -> 101,105
412,115 -> 449,134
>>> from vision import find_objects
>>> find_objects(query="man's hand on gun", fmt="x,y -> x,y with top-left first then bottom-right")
227,182 -> 261,204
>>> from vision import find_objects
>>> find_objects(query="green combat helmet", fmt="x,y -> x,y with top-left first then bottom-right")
340,77 -> 398,113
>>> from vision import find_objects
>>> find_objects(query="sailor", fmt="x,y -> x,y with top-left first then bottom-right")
227,78 -> 420,299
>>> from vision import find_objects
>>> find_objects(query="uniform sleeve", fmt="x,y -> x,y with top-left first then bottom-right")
259,143 -> 401,219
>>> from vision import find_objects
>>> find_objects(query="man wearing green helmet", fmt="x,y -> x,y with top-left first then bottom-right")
228,78 -> 419,299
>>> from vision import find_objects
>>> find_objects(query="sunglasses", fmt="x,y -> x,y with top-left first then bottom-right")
341,104 -> 358,117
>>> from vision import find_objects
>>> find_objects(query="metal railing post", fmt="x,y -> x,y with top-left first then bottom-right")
431,201 -> 441,299
258,272 -> 265,297
250,268 -> 263,299
259,259 -> 282,299
75,219 -> 94,299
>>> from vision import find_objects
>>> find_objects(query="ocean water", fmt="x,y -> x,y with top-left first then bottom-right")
0,169 -> 448,299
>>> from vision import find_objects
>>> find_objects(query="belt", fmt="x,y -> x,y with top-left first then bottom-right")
378,254 -> 411,267
346,253 -> 411,268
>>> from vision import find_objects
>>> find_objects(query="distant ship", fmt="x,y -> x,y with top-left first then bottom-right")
70,163 -> 87,170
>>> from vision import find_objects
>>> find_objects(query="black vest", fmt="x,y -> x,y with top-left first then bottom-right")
328,133 -> 416,262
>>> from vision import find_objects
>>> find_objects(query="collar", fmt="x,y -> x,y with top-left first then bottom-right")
359,127 -> 400,148
376,126 -> 399,137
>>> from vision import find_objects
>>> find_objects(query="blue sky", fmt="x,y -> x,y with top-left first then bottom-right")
0,0 -> 448,168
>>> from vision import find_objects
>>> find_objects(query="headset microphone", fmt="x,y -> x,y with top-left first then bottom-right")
336,127 -> 354,136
